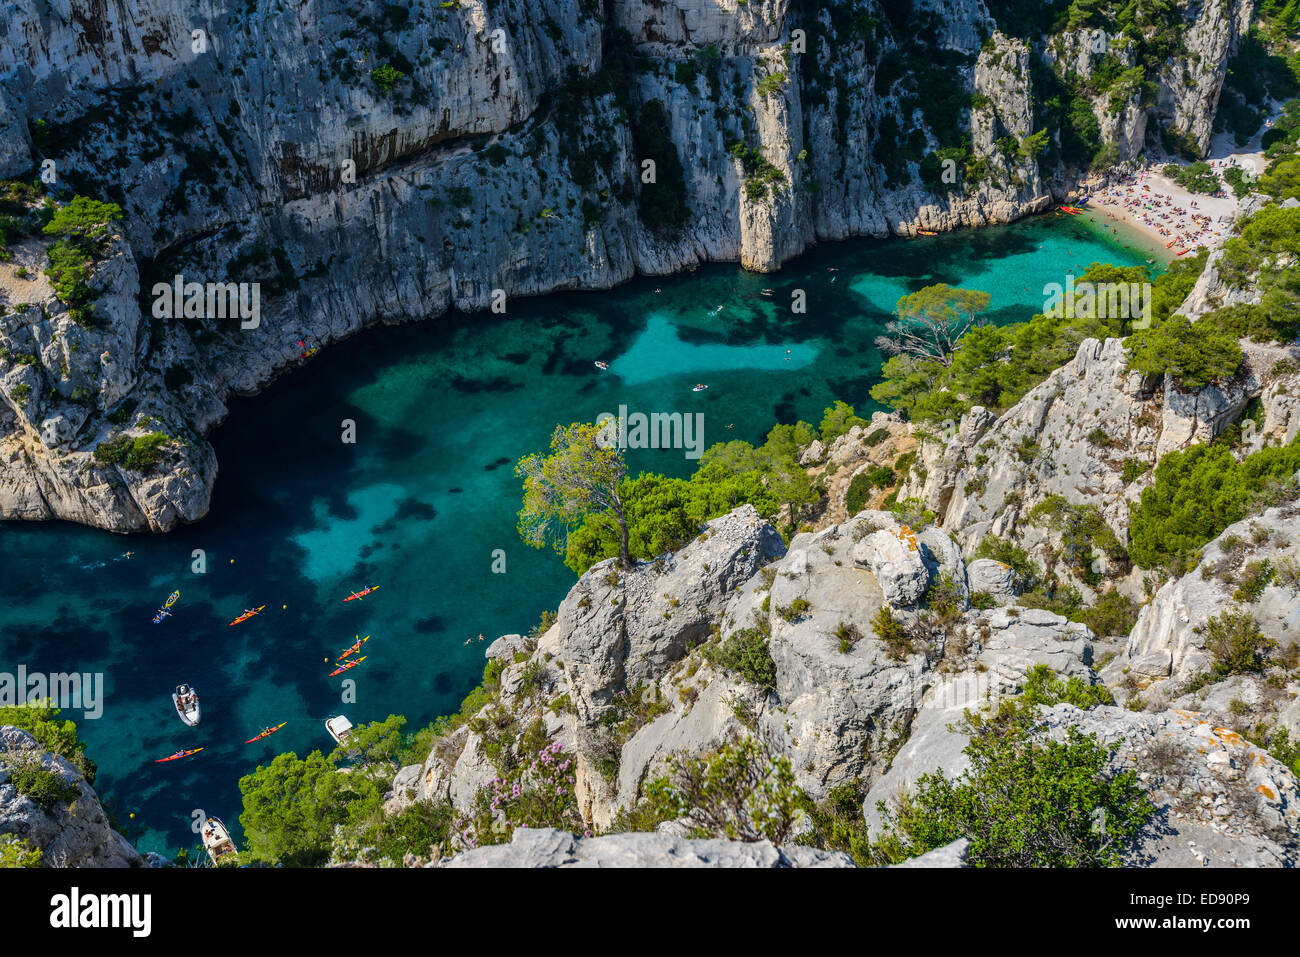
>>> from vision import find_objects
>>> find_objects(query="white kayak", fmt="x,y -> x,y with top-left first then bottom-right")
172,684 -> 201,727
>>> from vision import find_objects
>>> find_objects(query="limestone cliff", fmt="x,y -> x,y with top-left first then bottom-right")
0,0 -> 1255,531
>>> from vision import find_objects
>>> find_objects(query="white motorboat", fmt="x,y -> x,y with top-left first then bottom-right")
325,715 -> 355,746
172,684 -> 200,727
201,817 -> 237,865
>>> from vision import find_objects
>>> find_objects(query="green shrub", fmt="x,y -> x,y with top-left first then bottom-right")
845,473 -> 873,515
972,535 -> 1037,586
1200,609 -> 1274,676
41,195 -> 122,251
1128,440 -> 1300,570
371,64 -> 407,93
1121,458 -> 1149,484
1124,314 -> 1243,389
640,738 -> 805,844
1077,589 -> 1140,638
818,401 -> 867,442
92,431 -> 171,471
1162,161 -> 1220,194
803,781 -> 872,866
0,702 -> 96,783
7,758 -> 79,813
1233,559 -> 1275,602
239,750 -> 386,866
703,628 -> 777,693
563,461 -> 782,574
0,835 -> 42,867
1018,663 -> 1114,709
871,605 -> 911,659
872,691 -> 1152,867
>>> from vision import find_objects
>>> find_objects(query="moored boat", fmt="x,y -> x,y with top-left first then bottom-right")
201,817 -> 238,865
325,715 -> 355,746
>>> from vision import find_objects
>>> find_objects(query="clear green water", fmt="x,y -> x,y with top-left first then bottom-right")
0,214 -> 1148,855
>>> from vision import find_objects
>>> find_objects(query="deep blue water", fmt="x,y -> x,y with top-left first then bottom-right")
0,215 -> 1151,855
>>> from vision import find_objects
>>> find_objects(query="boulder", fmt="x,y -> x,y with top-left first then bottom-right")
967,558 -> 1019,604
853,524 -> 930,606
538,505 -> 785,723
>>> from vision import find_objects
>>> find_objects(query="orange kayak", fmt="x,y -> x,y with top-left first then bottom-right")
154,748 -> 204,763
337,635 -> 370,661
244,722 -> 287,744
229,605 -> 265,626
329,655 -> 366,677
342,585 -> 380,602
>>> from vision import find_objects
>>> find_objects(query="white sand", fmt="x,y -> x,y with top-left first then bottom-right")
1082,109 -> 1284,258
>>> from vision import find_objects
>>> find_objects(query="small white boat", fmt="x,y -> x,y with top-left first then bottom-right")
201,816 -> 237,865
325,715 -> 355,746
594,360 -> 608,371
692,383 -> 708,392
172,684 -> 200,727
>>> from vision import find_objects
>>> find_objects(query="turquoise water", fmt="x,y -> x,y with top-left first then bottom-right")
0,214 -> 1148,855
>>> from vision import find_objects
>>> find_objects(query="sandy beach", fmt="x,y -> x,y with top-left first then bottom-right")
1084,163 -> 1241,258
1077,114 -> 1278,261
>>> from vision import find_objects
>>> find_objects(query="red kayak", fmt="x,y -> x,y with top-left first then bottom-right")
336,635 -> 370,661
229,605 -> 265,626
154,748 -> 204,763
244,722 -> 287,745
329,655 -> 366,677
342,585 -> 380,602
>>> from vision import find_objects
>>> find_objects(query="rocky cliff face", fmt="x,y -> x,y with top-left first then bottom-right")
0,0 -> 1254,531
894,335 -> 1299,601
0,725 -> 142,867
1102,502 -> 1300,702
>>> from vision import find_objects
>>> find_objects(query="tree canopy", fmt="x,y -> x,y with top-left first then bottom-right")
876,283 -> 992,367
518,421 -> 631,567
1128,438 -> 1300,571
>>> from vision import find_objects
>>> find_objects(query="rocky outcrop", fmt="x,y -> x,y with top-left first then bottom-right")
899,336 -> 1275,576
1039,704 -> 1300,867
0,726 -> 141,867
1102,502 -> 1300,702
0,0 -> 1255,532
392,487 -> 1300,866
862,605 -> 1096,828
539,504 -> 785,724
441,825 -> 853,868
